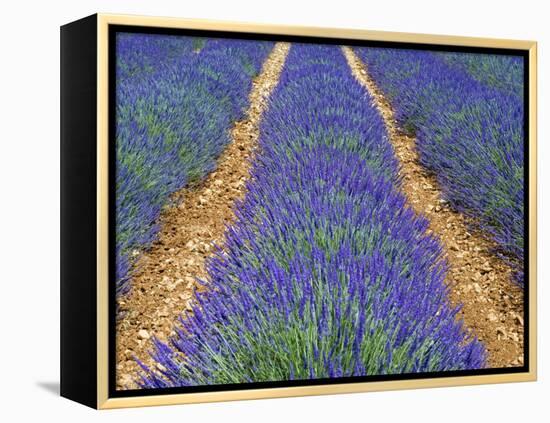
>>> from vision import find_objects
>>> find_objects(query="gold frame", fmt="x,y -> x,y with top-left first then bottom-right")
96,13 -> 537,409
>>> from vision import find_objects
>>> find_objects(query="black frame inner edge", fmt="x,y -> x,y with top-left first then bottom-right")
107,24 -> 530,399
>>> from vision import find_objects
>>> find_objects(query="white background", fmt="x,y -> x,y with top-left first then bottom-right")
0,0 -> 546,421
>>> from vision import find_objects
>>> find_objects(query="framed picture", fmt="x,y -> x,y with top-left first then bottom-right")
60,13 -> 537,409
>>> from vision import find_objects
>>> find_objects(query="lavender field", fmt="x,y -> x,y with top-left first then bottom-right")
114,33 -> 525,390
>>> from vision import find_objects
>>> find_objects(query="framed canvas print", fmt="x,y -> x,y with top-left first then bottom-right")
60,13 -> 537,409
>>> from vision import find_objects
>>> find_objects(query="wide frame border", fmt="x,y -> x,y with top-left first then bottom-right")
96,13 -> 537,409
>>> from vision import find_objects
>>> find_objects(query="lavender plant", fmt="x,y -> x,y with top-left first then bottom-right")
137,44 -> 486,388
115,34 -> 273,295
116,33 -> 201,83
354,47 -> 525,284
440,51 -> 524,99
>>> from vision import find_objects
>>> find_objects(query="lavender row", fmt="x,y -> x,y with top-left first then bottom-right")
137,44 -> 485,388
116,33 -> 204,83
354,47 -> 525,284
116,34 -> 273,295
440,51 -> 524,99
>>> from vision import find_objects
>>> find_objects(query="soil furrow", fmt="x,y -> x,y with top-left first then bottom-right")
342,46 -> 524,369
116,42 -> 291,389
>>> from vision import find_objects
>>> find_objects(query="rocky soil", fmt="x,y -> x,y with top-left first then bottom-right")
115,42 -> 291,389
343,46 -> 524,369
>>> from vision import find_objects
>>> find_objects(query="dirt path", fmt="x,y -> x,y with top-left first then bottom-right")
116,42 -> 291,390
342,46 -> 524,369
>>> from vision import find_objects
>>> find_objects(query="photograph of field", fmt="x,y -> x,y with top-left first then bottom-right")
114,32 -> 525,390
